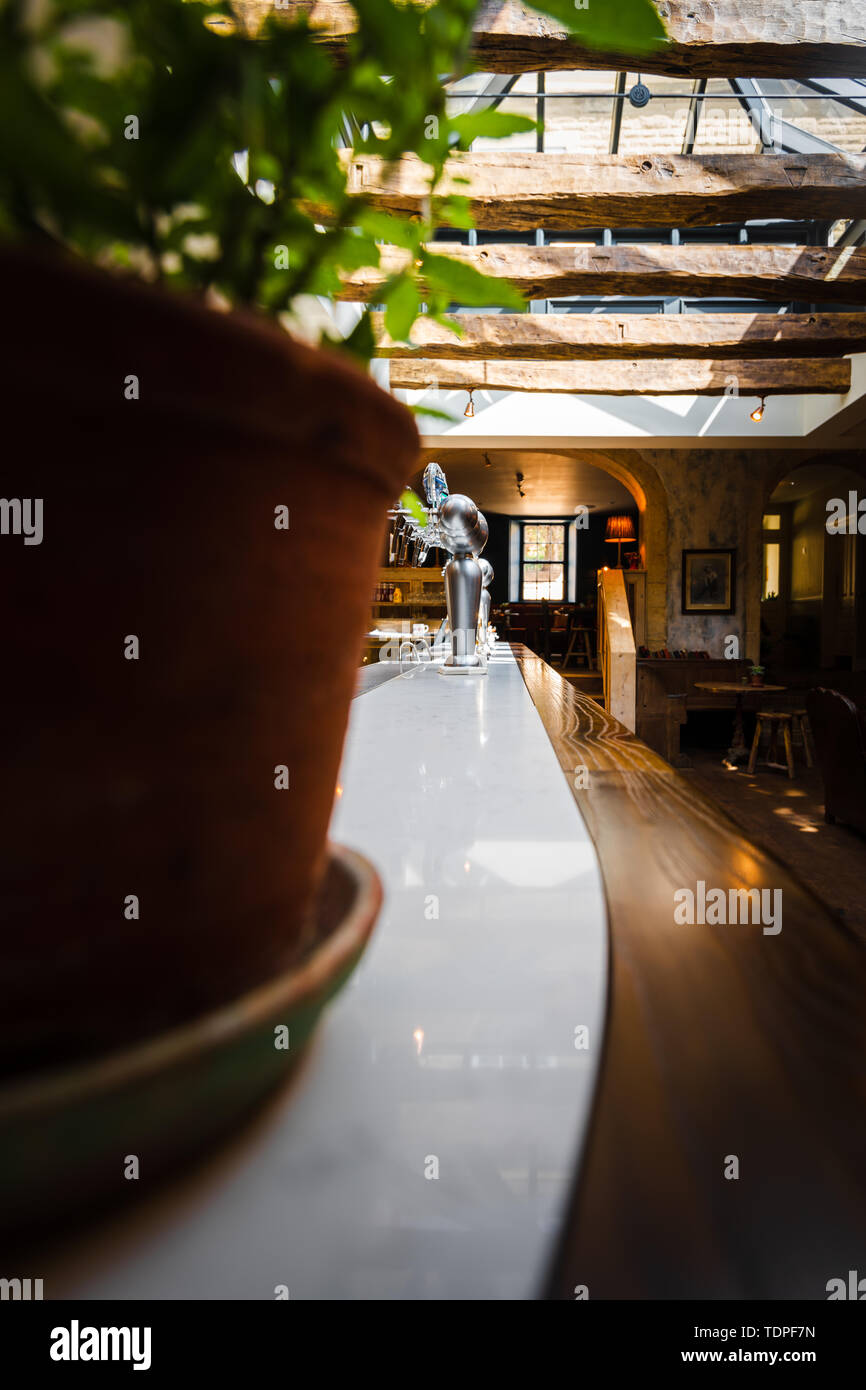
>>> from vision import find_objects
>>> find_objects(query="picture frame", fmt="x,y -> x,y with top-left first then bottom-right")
681,549 -> 736,614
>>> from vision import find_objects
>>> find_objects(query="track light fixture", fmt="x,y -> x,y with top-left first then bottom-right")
464,390 -> 475,418
750,395 -> 767,423
628,75 -> 651,108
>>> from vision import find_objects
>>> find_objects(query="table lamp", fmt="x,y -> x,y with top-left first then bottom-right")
604,514 -> 636,568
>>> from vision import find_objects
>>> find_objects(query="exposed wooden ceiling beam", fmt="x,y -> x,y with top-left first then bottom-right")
230,1 -> 866,79
470,2 -> 866,78
341,152 -> 866,230
388,356 -> 852,395
339,243 -> 866,305
374,311 -> 866,360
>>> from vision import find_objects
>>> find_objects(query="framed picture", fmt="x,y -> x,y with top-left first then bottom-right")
681,549 -> 735,614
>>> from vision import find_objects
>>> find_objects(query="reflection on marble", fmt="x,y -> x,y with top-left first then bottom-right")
48,647 -> 607,1301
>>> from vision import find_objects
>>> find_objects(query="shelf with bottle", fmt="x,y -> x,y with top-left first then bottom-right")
373,567 -> 445,609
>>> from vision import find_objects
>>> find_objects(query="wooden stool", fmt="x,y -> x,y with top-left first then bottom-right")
747,711 -> 795,779
563,625 -> 594,670
790,709 -> 814,768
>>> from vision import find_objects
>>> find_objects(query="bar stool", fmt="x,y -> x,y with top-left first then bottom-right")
747,711 -> 795,780
548,607 -> 570,666
563,618 -> 594,670
790,709 -> 814,768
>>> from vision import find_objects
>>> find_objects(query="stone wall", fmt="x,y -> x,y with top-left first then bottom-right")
642,449 -> 763,662
605,449 -> 866,664
600,449 -> 775,661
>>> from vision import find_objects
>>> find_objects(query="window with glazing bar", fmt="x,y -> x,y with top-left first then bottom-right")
521,522 -> 567,600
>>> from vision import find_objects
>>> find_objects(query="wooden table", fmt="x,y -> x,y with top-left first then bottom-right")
693,680 -> 786,766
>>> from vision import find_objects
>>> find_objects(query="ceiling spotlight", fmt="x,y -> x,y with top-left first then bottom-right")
628,77 -> 651,108
464,390 -> 475,418
515,470 -> 526,499
483,451 -> 493,468
750,395 -> 767,423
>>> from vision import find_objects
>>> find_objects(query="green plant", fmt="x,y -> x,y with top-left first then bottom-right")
0,0 -> 666,359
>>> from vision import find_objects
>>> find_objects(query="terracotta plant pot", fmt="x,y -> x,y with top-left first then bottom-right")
0,247 -> 418,1079
749,673 -> 765,687
0,843 -> 381,1238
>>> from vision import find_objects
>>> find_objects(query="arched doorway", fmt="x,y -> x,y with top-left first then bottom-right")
580,450 -> 669,651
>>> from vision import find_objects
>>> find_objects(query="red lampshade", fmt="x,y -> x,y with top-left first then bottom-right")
604,514 -> 636,543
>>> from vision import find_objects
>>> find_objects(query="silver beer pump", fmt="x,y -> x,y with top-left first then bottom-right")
477,557 -> 494,651
438,493 -> 488,671
387,462 -> 489,672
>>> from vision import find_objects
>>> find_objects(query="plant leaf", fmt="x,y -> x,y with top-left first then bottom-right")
450,110 -> 538,150
406,402 -> 459,424
359,208 -> 421,252
432,194 -> 474,229
340,311 -> 376,363
421,251 -> 524,311
384,275 -> 420,341
399,487 -> 428,527
527,0 -> 667,53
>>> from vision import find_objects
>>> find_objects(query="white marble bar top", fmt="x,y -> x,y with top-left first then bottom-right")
48,646 -> 608,1300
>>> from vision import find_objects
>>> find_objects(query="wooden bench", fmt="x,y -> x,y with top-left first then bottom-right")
637,658 -> 752,765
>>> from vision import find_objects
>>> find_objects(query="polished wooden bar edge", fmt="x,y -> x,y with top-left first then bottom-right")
509,645 -> 866,1300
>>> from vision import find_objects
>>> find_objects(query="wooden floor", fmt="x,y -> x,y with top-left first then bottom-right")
511,646 -> 866,1300
684,750 -> 866,946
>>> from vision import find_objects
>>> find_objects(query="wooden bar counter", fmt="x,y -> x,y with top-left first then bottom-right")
28,645 -> 866,1299
510,647 -> 866,1299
